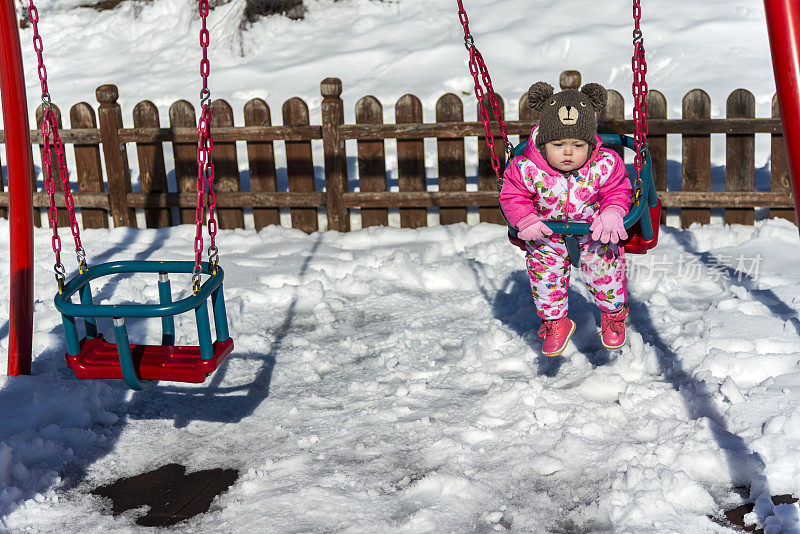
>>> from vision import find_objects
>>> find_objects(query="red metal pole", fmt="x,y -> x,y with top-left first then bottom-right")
764,0 -> 800,232
0,0 -> 34,375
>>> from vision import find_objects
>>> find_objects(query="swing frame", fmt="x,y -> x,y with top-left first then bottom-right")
58,261 -> 233,391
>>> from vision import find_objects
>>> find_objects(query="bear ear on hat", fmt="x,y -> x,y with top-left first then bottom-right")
527,82 -> 554,112
581,83 -> 608,112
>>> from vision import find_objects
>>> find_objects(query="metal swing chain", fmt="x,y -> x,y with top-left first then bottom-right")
632,0 -> 649,203
456,0 -> 513,191
193,0 -> 220,295
28,1 -> 88,293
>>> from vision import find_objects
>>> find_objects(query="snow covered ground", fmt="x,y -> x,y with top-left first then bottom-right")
0,218 -> 799,532
1,0 -> 800,532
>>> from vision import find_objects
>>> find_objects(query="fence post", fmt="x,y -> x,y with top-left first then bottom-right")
35,103 -> 67,226
397,94 -> 427,228
602,90 -> 625,160
436,93 -> 466,225
726,89 -> 756,225
244,98 -> 279,230
771,95 -> 795,222
133,100 -> 170,228
559,70 -> 581,90
356,95 -> 388,227
210,99 -> 245,229
681,89 -> 711,228
477,93 -> 504,224
283,97 -> 318,233
169,100 -> 197,225
646,90 -> 668,225
71,102 -> 108,228
97,84 -> 135,227
519,91 -> 539,145
321,78 -> 348,232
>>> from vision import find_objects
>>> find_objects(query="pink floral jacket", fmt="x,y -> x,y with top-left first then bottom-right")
499,125 -> 631,227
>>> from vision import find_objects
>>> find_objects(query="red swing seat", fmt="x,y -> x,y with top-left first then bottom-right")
67,336 -> 234,384
622,198 -> 662,254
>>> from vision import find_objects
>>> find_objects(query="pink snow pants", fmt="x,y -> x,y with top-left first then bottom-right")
526,235 -> 627,320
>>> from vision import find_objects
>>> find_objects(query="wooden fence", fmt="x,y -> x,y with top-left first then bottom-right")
0,70 -> 796,233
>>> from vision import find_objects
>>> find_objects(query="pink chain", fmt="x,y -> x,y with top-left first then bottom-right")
29,1 -> 87,289
631,0 -> 648,188
193,0 -> 218,293
456,0 -> 512,189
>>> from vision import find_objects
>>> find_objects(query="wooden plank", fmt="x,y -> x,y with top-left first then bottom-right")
771,95 -> 796,222
133,101 -> 170,228
396,94 -> 427,228
436,93 -> 466,225
657,191 -> 793,208
341,191 -> 794,209
0,191 -> 109,208
97,85 -> 135,227
71,102 -> 108,229
646,90 -> 668,225
356,95 -> 388,227
344,191 -> 507,208
169,100 -> 197,224
283,97 -> 318,232
0,190 -> 791,211
116,125 -> 320,143
725,89 -> 755,225
35,103 -> 67,226
681,89 -> 711,227
125,192 -> 325,208
244,98 -> 279,230
344,191 -> 794,208
477,94 -> 504,224
0,128 -> 101,144
596,118 -> 781,135
603,90 -> 625,160
337,118 -> 784,140
2,117 -> 785,146
210,99 -> 244,229
321,78 -> 348,232
0,190 -> 489,209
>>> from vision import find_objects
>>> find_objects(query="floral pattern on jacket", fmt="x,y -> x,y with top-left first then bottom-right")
499,126 -> 631,227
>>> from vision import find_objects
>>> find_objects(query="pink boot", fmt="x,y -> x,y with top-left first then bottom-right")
600,307 -> 628,349
538,316 -> 576,356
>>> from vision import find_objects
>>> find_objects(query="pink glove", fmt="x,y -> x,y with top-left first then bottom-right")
516,213 -> 553,242
590,206 -> 628,244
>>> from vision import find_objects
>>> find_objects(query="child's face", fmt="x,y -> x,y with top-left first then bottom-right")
544,139 -> 590,172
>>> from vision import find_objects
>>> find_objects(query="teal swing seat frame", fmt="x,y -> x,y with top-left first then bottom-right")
56,261 -> 233,391
502,134 -> 659,267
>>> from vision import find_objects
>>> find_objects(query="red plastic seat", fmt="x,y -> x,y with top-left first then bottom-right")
66,336 -> 234,384
623,199 -> 662,254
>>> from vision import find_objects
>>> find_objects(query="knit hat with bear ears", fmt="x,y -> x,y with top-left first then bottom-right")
527,81 -> 608,157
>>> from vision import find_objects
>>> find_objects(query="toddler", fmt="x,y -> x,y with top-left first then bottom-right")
499,81 -> 631,356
